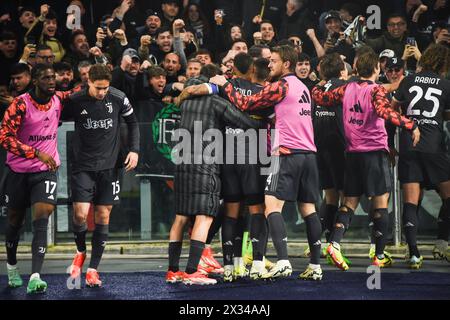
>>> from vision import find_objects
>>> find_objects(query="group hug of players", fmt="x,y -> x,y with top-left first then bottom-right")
1,43 -> 449,293
165,43 -> 450,286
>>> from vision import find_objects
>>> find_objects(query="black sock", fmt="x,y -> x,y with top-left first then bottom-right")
368,203 -> 375,244
89,224 -> 109,270
250,213 -> 267,261
319,202 -> 327,233
330,207 -> 353,244
324,204 -> 338,242
221,216 -> 237,266
417,198 -> 423,214
31,218 -> 48,274
186,240 -> 205,274
206,205 -> 224,245
264,217 -> 269,255
437,199 -> 450,241
403,203 -> 420,257
233,215 -> 246,258
373,209 -> 389,256
369,220 -> 376,244
73,223 -> 87,253
5,224 -> 21,266
168,241 -> 182,272
304,213 -> 322,265
267,212 -> 288,260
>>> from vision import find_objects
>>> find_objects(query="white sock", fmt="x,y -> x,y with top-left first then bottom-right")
30,273 -> 40,280
331,242 -> 341,250
309,263 -> 321,270
7,263 -> 17,270
278,259 -> 290,266
87,268 -> 97,273
233,257 -> 243,268
252,260 -> 264,270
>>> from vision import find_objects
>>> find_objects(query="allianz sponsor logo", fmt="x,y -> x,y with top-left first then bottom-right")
28,133 -> 57,142
83,118 -> 113,130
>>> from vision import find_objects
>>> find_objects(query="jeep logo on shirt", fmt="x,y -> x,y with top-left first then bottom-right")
83,118 -> 113,130
348,117 -> 364,126
299,108 -> 312,116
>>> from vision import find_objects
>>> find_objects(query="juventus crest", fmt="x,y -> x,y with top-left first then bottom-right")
105,102 -> 113,113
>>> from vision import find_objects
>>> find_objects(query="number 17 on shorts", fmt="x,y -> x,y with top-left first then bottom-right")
45,180 -> 57,200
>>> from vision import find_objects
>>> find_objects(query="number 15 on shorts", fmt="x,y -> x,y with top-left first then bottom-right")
112,180 -> 120,201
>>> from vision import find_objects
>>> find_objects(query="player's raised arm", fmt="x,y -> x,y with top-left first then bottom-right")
371,85 -> 416,130
210,75 -> 288,112
371,85 -> 420,146
311,81 -> 347,107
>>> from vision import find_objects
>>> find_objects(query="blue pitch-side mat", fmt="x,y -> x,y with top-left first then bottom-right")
1,271 -> 450,300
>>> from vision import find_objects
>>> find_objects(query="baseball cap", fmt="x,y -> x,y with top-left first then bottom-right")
386,56 -> 404,69
123,48 -> 140,61
379,49 -> 395,59
431,21 -> 449,34
146,10 -> 161,19
324,10 -> 341,22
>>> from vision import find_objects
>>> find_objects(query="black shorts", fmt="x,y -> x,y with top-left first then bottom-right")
221,163 -> 265,205
317,146 -> 345,190
71,168 -> 121,205
344,151 -> 391,197
174,164 -> 221,217
398,151 -> 450,188
3,167 -> 58,209
265,153 -> 320,203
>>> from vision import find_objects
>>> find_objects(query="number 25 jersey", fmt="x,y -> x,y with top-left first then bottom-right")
394,71 -> 450,153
